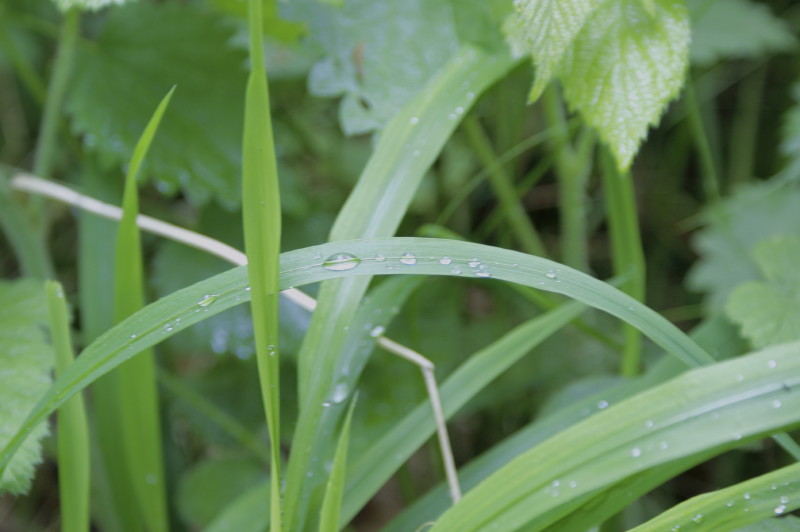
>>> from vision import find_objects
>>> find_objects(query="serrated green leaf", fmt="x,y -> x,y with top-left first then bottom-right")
0,280 -> 51,495
688,182 -> 800,309
688,0 -> 796,66
51,0 -> 131,12
726,236 -> 800,349
557,0 -> 690,170
283,0 -> 461,134
503,0 -> 601,100
66,2 -> 248,207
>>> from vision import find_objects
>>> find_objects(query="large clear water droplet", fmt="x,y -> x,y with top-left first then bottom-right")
400,252 -> 417,265
439,257 -> 452,265
545,269 -> 557,279
198,294 -> 218,307
323,253 -> 361,271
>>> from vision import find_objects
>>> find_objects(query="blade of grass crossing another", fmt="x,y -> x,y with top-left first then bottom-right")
243,0 -> 282,528
1,237 -> 719,480
111,87 -> 174,531
319,395 -> 357,532
45,281 -> 89,532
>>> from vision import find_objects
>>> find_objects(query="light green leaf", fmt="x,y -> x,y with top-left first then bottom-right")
283,0 -> 462,134
688,0 -> 796,66
503,0 -> 601,100
0,280 -> 51,495
429,340 -> 800,531
557,0 -> 690,170
52,0 -> 132,12
687,182 -> 800,309
319,396 -> 357,532
66,2 -> 248,207
726,236 -> 800,349
629,461 -> 800,531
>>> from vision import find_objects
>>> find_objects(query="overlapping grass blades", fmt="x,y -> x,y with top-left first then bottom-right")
283,45 -> 519,530
242,0 -> 283,528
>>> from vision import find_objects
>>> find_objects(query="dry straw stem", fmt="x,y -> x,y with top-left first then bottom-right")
10,172 -> 462,504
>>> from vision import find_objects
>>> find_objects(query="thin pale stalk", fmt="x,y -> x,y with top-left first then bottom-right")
684,81 -> 721,202
463,116 -> 546,256
243,0 -> 282,528
46,281 -> 89,532
601,151 -> 645,377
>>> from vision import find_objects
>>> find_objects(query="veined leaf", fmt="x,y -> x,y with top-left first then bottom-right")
66,2 -> 248,207
0,236 -> 715,481
688,0 -> 796,66
503,0 -> 601,100
0,280 -> 51,495
557,0 -> 690,171
726,236 -> 800,349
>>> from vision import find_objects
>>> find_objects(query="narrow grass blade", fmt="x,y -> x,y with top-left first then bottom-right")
242,0 -> 282,528
428,340 -> 800,531
110,86 -> 174,531
628,462 -> 800,532
1,235 -> 720,477
341,301 -> 587,524
285,46 -> 519,531
45,281 -> 89,532
319,396 -> 357,532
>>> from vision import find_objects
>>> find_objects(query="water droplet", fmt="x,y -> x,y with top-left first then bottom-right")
130,333 -> 138,339
409,116 -> 419,125
781,496 -> 790,504
314,252 -> 323,260
468,258 -> 481,268
400,252 -> 417,265
775,504 -> 787,515
370,325 -> 385,338
726,500 -> 735,507
331,382 -> 349,403
551,480 -> 560,487
735,374 -> 744,382
645,420 -> 654,429
659,441 -> 669,450
631,447 -> 642,458
267,344 -> 277,356
466,92 -> 475,101
692,514 -> 703,524
451,266 -> 462,275
374,253 -> 386,262
164,324 -> 174,332
412,149 -> 421,157
439,257 -> 452,265
198,294 -> 218,307
448,112 -> 457,120
744,492 -> 751,500
773,399 -> 782,408
545,269 -> 557,279
475,270 -> 491,278
322,402 -> 331,407
768,360 -> 778,369
323,252 -> 361,271
455,106 -> 464,115
597,400 -> 609,409
568,481 -> 577,488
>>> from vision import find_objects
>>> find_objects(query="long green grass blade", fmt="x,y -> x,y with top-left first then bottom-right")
629,461 -> 800,532
341,301 -> 587,524
428,339 -> 800,531
0,236 -> 721,476
285,46 -> 519,531
242,0 -> 282,528
319,396 -> 357,532
111,86 -> 174,531
45,281 -> 89,532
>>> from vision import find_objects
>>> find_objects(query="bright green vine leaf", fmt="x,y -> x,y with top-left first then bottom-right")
52,0 -> 131,11
66,2 -> 248,207
558,0 -> 690,171
726,236 -> 800,349
507,0 -> 690,171
688,0 -> 796,66
503,0 -> 600,101
0,280 -> 52,495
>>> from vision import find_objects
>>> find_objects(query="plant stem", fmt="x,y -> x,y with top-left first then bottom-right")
463,116 -> 546,256
728,65 -> 766,187
542,86 -> 592,272
684,81 -> 721,203
601,150 -> 645,377
0,169 -> 52,278
33,8 -> 79,180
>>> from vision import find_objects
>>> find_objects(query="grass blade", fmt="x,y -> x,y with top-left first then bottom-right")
319,395 -> 357,532
110,86 -> 174,531
242,0 -> 282,527
45,281 -> 89,532
285,46 -> 518,531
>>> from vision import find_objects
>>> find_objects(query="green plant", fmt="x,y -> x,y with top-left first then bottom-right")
2,0 -> 800,530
